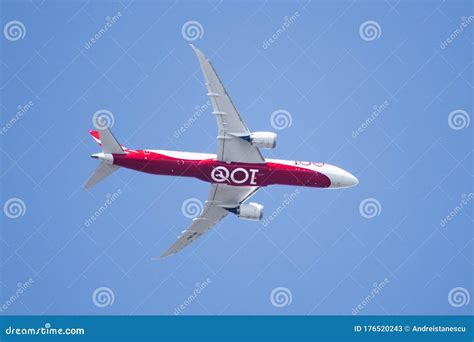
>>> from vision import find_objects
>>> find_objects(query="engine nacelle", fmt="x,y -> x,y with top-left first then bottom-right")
237,202 -> 264,221
249,132 -> 277,149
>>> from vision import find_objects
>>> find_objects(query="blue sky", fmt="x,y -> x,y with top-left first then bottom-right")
0,0 -> 472,315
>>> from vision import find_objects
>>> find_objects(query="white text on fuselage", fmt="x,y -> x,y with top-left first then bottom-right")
211,166 -> 259,185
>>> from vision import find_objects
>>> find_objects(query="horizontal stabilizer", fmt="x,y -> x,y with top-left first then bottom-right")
84,161 -> 120,189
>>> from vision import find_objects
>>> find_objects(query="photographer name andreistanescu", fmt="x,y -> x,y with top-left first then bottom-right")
411,325 -> 466,333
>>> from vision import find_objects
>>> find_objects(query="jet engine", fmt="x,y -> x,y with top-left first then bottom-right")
236,202 -> 264,221
246,132 -> 277,149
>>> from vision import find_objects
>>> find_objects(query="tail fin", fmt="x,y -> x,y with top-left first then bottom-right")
90,118 -> 125,154
85,118 -> 125,188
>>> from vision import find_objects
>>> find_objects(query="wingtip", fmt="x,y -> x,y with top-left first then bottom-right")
190,44 -> 205,58
159,251 -> 173,259
189,43 -> 198,53
153,248 -> 173,259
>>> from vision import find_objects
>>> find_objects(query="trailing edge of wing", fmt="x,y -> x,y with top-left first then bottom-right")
160,184 -> 260,258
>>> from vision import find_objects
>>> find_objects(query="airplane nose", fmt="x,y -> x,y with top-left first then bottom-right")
327,166 -> 359,188
346,173 -> 359,187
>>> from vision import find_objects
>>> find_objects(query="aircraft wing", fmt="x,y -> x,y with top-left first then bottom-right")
161,184 -> 260,258
191,45 -> 265,164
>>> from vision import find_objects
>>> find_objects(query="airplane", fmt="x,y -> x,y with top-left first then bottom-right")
85,45 -> 358,258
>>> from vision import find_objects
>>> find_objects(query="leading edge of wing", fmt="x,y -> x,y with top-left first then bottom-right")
190,44 -> 248,132
190,44 -> 266,164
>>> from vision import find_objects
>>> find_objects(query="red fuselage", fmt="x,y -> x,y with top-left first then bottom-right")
108,149 -> 358,189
